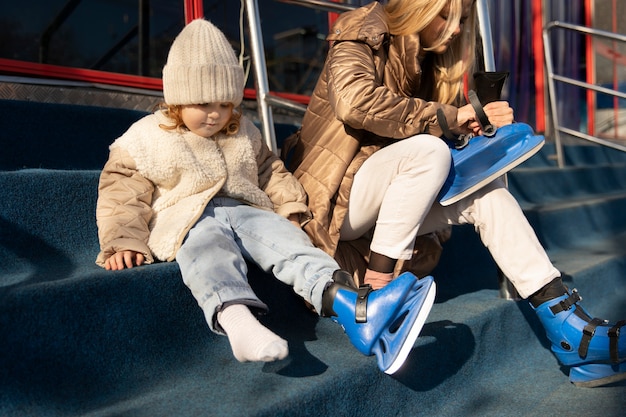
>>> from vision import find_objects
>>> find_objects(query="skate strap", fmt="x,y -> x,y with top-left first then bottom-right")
467,90 -> 497,137
436,108 -> 472,149
355,285 -> 373,324
579,318 -> 606,359
436,89 -> 498,147
436,108 -> 456,141
549,289 -> 582,315
609,320 -> 626,363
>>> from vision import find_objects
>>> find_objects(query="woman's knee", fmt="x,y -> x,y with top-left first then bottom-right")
417,134 -> 450,155
398,135 -> 451,176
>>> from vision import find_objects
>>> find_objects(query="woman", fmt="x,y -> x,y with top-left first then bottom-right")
287,0 -> 626,387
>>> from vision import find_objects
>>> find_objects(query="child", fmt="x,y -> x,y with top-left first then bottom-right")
95,19 -> 436,374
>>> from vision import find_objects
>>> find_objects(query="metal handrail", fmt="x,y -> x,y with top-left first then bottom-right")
543,21 -> 626,168
244,0 -> 355,153
476,0 -> 496,72
244,0 -> 278,152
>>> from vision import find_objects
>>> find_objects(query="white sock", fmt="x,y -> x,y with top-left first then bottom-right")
217,304 -> 288,362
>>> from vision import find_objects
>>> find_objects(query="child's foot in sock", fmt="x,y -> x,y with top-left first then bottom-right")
217,304 -> 288,362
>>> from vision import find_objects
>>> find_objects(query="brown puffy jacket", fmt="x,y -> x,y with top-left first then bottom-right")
284,2 -> 457,284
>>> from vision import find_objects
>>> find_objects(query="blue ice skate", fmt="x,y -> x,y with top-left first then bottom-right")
322,272 -> 436,374
437,122 -> 544,206
436,86 -> 544,206
533,289 -> 626,387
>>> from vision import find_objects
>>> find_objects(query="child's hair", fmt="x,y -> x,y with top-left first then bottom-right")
157,102 -> 241,135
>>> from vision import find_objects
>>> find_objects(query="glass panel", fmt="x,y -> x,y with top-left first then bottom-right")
0,0 -> 337,95
201,0 -> 331,96
0,0 -> 185,78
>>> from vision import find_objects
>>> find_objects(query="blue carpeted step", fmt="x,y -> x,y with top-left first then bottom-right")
90,271 -> 626,417
2,258 -> 623,417
2,137 -> 626,416
520,141 -> 626,168
504,145 -> 626,251
0,169 -> 101,263
0,100 -> 148,171
508,163 -> 626,205
520,191 -> 626,250
560,144 -> 626,166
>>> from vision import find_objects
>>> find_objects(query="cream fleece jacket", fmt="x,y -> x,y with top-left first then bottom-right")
96,110 -> 309,265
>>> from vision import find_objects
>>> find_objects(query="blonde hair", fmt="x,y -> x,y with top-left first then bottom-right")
158,102 -> 241,135
385,0 -> 478,105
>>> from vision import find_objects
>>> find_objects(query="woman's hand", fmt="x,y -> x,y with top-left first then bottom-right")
468,101 -> 515,135
483,101 -> 514,127
104,250 -> 145,270
458,101 -> 515,136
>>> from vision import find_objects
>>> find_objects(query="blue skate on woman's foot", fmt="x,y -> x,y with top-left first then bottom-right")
322,271 -> 436,374
533,289 -> 626,387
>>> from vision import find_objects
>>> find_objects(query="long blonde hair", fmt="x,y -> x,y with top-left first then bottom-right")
385,0 -> 477,105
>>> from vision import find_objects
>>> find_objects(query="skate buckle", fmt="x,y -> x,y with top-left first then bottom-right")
609,320 -> 626,363
609,321 -> 625,338
355,285 -> 373,324
572,288 -> 582,302
453,134 -> 472,150
579,318 -> 604,359
549,289 -> 582,315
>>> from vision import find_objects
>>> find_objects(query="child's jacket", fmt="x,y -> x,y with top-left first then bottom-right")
96,110 -> 309,265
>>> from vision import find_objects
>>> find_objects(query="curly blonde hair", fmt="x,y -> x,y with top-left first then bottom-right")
385,0 -> 477,105
157,103 -> 242,135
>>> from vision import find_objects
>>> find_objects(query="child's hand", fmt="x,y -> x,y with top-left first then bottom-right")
104,250 -> 145,270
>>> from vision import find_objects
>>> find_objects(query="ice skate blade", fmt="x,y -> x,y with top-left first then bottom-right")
380,276 -> 436,375
570,362 -> 626,388
439,123 -> 544,206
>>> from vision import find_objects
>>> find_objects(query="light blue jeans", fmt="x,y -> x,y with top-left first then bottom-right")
176,197 -> 339,333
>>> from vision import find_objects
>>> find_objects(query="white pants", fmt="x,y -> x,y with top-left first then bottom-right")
340,134 -> 560,298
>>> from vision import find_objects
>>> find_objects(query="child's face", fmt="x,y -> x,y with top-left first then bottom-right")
180,102 -> 233,137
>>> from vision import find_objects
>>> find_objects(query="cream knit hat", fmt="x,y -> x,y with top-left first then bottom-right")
162,19 -> 244,106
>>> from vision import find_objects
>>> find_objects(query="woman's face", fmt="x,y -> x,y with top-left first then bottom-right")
180,102 -> 233,138
419,0 -> 473,54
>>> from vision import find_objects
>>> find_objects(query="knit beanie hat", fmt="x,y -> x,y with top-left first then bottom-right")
162,19 -> 244,106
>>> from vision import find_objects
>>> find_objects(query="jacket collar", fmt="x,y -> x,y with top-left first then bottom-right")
327,2 -> 388,50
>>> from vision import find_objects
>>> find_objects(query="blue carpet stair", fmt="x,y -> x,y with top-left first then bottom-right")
1,100 -> 625,416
